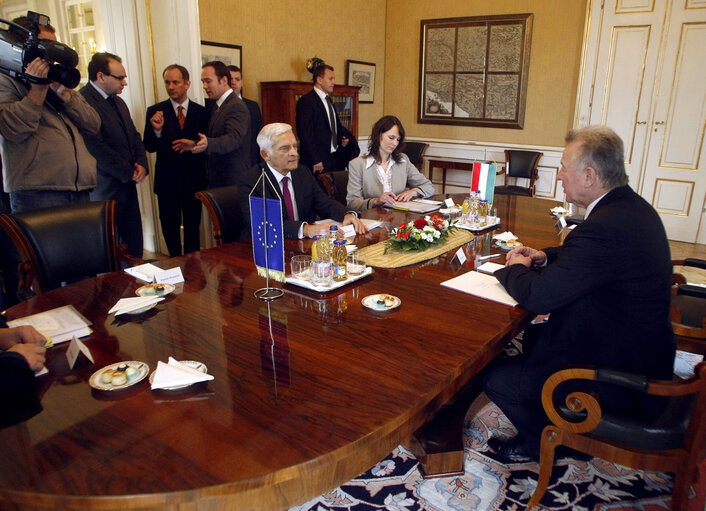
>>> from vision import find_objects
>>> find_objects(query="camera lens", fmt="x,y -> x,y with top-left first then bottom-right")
48,64 -> 80,88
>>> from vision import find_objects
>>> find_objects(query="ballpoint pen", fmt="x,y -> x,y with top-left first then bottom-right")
478,253 -> 501,261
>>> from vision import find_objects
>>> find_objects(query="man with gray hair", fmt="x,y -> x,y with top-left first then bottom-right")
483,125 -> 675,461
237,122 -> 365,239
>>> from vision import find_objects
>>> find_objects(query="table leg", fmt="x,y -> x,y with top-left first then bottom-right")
407,376 -> 483,478
442,169 -> 447,194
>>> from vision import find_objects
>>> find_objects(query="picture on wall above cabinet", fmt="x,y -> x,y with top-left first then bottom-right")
418,13 -> 533,129
201,40 -> 242,69
346,60 -> 375,103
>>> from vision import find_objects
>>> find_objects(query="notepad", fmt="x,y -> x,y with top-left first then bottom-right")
7,305 -> 92,345
383,200 -> 440,214
441,271 -> 518,307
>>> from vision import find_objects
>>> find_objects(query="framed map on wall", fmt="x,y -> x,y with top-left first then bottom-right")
418,13 -> 533,129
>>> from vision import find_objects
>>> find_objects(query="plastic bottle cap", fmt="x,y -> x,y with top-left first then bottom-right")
329,225 -> 338,231
312,235 -> 319,241
334,240 -> 345,245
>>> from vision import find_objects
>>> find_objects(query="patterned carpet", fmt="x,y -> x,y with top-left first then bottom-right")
291,352 -> 705,511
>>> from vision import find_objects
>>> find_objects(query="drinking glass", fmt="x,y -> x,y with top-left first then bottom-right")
312,261 -> 332,287
489,207 -> 498,224
347,253 -> 366,276
291,255 -> 312,281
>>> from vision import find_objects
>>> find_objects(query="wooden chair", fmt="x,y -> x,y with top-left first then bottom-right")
527,362 -> 706,511
403,141 -> 430,171
672,258 -> 706,355
0,200 -> 139,296
195,185 -> 243,246
316,170 -> 349,206
496,150 -> 543,197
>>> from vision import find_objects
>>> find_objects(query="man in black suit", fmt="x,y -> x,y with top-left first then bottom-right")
228,65 -> 263,166
295,61 -> 359,174
483,126 -> 675,461
144,64 -> 208,256
188,61 -> 250,188
80,52 -> 148,258
238,123 -> 366,239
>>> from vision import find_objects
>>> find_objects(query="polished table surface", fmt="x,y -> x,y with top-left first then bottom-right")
0,195 -> 562,510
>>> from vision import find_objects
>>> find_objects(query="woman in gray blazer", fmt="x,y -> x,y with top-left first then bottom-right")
346,116 -> 434,210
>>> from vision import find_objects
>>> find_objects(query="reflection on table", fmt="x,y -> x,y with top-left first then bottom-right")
0,194 -> 562,510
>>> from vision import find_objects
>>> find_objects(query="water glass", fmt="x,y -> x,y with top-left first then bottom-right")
291,255 -> 312,281
347,253 -> 366,276
488,207 -> 498,224
312,260 -> 333,287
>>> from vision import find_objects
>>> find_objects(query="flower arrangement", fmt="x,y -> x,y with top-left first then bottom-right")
386,215 -> 455,252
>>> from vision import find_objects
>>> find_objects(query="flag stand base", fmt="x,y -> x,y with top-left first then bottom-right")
254,287 -> 284,301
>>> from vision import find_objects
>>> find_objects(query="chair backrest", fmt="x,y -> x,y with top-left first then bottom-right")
317,171 -> 349,205
0,201 -> 119,294
196,185 -> 242,246
502,150 -> 543,195
403,142 -> 430,171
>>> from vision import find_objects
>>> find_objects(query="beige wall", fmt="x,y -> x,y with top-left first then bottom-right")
384,0 -> 587,147
198,0 -> 387,137
199,0 -> 586,147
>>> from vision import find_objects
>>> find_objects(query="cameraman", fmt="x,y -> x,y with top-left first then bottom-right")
0,17 -> 100,213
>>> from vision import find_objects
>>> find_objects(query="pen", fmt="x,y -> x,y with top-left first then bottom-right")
478,254 -> 501,261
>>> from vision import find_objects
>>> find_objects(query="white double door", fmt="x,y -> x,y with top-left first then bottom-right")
577,0 -> 706,242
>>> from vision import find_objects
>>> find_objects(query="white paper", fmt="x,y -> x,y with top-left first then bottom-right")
492,231 -> 518,242
124,263 -> 163,283
454,248 -> 467,264
154,267 -> 184,284
444,198 -> 455,207
476,262 -> 505,275
441,271 -> 518,307
150,358 -> 214,389
340,224 -> 356,238
109,296 -> 164,315
66,336 -> 94,369
7,305 -> 92,345
384,200 -> 440,214
559,215 -> 567,228
316,218 -> 383,231
551,206 -> 568,216
345,244 -> 358,253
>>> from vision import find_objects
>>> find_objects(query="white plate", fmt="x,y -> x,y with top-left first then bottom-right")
286,265 -> 373,292
89,361 -> 149,391
455,218 -> 501,232
362,294 -> 401,312
149,360 -> 208,391
494,240 -> 523,252
135,283 -> 176,297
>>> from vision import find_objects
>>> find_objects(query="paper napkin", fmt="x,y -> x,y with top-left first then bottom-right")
150,357 -> 214,389
109,296 -> 164,315
550,206 -> 569,216
492,231 -> 518,242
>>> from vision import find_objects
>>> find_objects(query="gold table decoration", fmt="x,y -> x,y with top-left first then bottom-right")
357,229 -> 473,268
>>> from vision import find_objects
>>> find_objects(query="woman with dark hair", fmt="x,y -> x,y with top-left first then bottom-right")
346,115 -> 434,210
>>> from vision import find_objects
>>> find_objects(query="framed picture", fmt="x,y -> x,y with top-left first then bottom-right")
346,60 -> 376,103
201,40 -> 242,69
418,13 -> 533,129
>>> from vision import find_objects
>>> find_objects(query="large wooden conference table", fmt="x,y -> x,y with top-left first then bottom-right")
0,194 -> 562,510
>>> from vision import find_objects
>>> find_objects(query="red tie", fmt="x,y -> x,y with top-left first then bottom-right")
177,105 -> 185,129
281,176 -> 295,220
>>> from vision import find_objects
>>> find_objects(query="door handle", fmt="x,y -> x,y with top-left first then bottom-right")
654,121 -> 665,125
636,121 -> 647,125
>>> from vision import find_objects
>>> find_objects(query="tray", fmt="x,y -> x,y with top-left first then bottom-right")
455,218 -> 501,232
285,266 -> 373,292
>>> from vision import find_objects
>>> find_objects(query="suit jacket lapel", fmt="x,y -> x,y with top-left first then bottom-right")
314,92 -> 333,135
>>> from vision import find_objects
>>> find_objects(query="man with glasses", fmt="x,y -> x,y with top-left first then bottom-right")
80,52 -> 148,258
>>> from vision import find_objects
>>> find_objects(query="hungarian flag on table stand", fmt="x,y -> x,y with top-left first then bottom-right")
470,161 -> 497,204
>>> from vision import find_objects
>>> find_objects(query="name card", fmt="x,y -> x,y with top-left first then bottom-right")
66,335 -> 94,369
558,215 -> 567,229
155,267 -> 185,284
340,224 -> 356,238
444,198 -> 455,208
453,248 -> 467,264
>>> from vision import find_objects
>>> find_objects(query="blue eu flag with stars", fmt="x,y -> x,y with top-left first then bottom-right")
249,196 -> 285,282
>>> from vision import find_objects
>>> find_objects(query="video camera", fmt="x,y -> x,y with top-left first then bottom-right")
0,11 -> 80,88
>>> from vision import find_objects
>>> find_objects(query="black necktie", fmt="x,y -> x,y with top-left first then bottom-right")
325,95 -> 338,150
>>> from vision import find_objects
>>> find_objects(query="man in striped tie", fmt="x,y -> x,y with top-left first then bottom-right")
144,64 -> 208,256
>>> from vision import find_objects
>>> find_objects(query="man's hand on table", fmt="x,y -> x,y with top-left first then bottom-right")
505,246 -> 547,268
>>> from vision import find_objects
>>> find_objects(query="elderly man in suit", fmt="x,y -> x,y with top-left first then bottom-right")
186,61 -> 250,188
80,52 -> 148,258
483,126 -> 676,461
237,123 -> 366,239
144,64 -> 208,256
228,65 -> 263,166
295,60 -> 359,174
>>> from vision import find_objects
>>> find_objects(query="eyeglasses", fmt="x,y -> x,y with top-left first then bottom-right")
107,74 -> 127,81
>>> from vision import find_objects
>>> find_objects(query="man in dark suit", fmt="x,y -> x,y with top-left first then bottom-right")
228,65 -> 263,166
295,61 -> 359,174
483,126 -> 676,461
144,64 -> 208,256
188,61 -> 250,188
237,123 -> 366,239
80,52 -> 148,258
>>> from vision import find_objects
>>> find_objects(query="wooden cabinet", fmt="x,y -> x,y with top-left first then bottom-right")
260,81 -> 360,138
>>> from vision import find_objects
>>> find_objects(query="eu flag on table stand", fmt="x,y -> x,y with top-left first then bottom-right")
249,169 -> 285,300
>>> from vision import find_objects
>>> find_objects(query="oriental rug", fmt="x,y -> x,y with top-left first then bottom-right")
290,351 -> 705,511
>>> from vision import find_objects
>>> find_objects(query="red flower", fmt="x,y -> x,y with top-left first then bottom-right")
413,218 -> 427,229
399,222 -> 406,229
402,231 -> 410,239
396,231 -> 401,239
